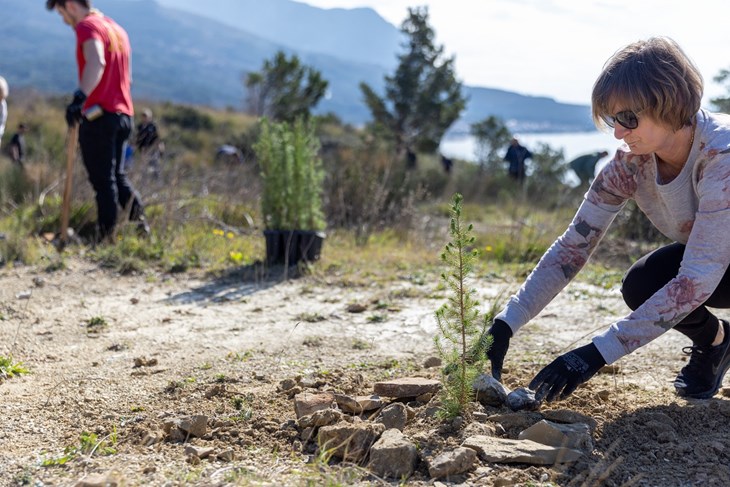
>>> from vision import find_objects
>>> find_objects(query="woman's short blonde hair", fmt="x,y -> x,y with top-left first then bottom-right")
592,37 -> 703,131
0,76 -> 8,100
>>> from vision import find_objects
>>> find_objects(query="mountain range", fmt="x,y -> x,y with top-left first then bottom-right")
0,0 -> 594,132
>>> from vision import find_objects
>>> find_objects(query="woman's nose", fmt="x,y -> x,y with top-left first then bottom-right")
613,125 -> 630,140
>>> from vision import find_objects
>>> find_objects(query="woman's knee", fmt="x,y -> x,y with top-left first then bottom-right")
620,267 -> 650,310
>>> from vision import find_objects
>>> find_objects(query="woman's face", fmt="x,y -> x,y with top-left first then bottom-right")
609,108 -> 674,156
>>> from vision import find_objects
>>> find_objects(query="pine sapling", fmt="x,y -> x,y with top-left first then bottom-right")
434,193 -> 491,418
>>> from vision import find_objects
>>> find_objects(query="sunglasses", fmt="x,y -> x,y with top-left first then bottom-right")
603,110 -> 639,130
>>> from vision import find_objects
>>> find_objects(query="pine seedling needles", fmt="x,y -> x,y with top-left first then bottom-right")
434,193 -> 491,418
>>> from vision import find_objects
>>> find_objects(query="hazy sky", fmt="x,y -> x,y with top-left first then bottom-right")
302,0 -> 730,107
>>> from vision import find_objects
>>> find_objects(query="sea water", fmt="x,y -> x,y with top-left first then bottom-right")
441,130 -> 621,166
440,130 -> 622,186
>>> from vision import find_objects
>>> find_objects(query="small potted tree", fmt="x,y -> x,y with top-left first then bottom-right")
254,118 -> 326,266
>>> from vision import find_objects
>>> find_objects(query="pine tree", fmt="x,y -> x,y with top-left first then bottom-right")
245,51 -> 328,123
360,7 -> 465,156
434,193 -> 491,418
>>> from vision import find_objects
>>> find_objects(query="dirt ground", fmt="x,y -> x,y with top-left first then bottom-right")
1,256 -> 730,487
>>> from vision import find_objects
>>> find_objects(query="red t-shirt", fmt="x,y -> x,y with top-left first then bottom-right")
75,12 -> 133,116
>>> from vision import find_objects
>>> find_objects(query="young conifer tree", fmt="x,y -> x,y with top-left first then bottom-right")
434,193 -> 491,418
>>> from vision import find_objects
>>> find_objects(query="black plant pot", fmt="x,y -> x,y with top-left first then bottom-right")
296,230 -> 326,263
264,229 -> 325,265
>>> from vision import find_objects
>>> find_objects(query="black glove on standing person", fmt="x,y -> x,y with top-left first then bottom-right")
487,319 -> 512,382
66,89 -> 87,127
529,342 -> 606,402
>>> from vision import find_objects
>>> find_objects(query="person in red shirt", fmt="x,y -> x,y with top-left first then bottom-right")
46,0 -> 148,242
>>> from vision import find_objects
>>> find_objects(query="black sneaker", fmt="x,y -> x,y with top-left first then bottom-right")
674,319 -> 730,399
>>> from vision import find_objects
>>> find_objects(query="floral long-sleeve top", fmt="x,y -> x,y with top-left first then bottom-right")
495,109 -> 730,364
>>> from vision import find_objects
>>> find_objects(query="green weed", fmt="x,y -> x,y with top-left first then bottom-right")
85,315 -> 108,333
41,430 -> 117,467
0,355 -> 29,380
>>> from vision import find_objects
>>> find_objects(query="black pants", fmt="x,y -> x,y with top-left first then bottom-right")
79,112 -> 144,240
621,242 -> 730,346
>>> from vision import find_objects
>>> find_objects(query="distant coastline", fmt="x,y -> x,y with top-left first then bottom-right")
441,130 -> 620,164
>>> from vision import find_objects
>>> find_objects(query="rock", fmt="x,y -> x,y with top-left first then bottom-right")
374,377 -> 441,398
300,427 -> 316,442
462,435 -> 582,465
505,387 -> 541,411
75,471 -> 123,487
278,378 -> 298,391
16,290 -> 31,300
487,412 -> 543,432
334,393 -> 383,414
136,427 -> 163,446
163,416 -> 208,441
298,408 -> 343,429
178,415 -> 208,438
318,422 -> 386,462
184,445 -> 214,459
377,402 -> 408,431
217,449 -> 235,462
367,429 -> 418,479
518,420 -> 594,451
462,421 -> 498,439
286,386 -> 303,399
541,409 -> 598,432
472,412 -> 490,423
404,405 -> 416,422
415,392 -> 434,403
346,303 -> 367,313
473,374 -> 511,407
205,384 -> 225,398
133,356 -> 158,368
423,356 -> 442,368
294,392 -> 335,419
299,376 -> 324,388
427,446 -> 477,479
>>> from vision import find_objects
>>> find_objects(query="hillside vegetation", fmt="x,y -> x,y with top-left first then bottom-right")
0,90 -> 657,279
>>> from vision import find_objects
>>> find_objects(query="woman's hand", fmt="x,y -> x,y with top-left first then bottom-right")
529,343 -> 606,402
487,319 -> 513,382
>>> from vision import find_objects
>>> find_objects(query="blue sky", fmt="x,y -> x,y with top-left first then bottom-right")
302,0 -> 730,108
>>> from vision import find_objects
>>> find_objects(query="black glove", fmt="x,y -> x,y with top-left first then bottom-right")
529,342 -> 606,402
487,319 -> 512,382
65,89 -> 87,127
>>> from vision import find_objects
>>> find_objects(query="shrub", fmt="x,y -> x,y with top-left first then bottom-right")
254,118 -> 325,231
322,137 -> 424,243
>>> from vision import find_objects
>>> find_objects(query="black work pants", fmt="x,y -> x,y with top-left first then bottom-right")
79,112 -> 143,240
621,242 -> 730,346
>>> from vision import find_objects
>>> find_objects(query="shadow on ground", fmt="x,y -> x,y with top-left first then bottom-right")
165,261 -> 305,304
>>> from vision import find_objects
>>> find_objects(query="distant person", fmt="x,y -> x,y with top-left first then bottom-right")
46,0 -> 148,241
135,108 -> 164,178
406,148 -> 417,169
0,76 -> 8,149
440,154 -> 453,174
569,150 -> 609,186
503,137 -> 532,183
216,144 -> 243,165
8,123 -> 27,166
485,37 -> 730,405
